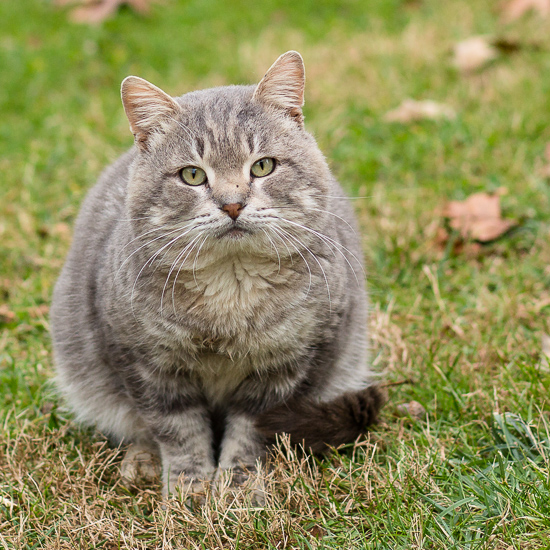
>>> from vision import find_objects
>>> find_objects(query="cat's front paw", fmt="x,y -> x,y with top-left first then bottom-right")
213,466 -> 266,507
162,471 -> 213,501
120,443 -> 160,486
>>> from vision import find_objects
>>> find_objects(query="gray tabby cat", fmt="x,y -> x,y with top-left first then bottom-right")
50,51 -> 383,497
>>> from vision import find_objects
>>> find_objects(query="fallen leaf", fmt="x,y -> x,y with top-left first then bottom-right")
443,192 -> 516,242
383,99 -> 456,123
492,37 -> 541,53
56,0 -> 153,24
396,401 -> 426,419
0,304 -> 16,323
501,0 -> 550,22
453,36 -> 499,73
28,304 -> 50,318
307,525 -> 327,539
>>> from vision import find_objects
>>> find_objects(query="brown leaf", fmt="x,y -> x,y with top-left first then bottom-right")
0,304 -> 16,323
307,525 -> 327,539
384,99 -> 456,123
396,401 -> 426,419
443,192 -> 516,243
453,36 -> 499,73
58,0 -> 153,24
28,304 -> 50,318
501,0 -> 550,22
492,37 -> 542,53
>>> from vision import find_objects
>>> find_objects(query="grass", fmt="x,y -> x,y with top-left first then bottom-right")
2,0 -> 550,547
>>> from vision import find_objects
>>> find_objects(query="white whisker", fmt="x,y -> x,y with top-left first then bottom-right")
160,233 -> 203,314
272,206 -> 358,236
116,222 -> 195,280
309,194 -> 372,200
267,225 -> 294,267
278,217 -> 365,284
170,235 -> 204,316
192,235 -> 210,291
129,226 -> 198,314
167,115 -> 194,143
272,226 -> 314,300
261,228 -> 281,274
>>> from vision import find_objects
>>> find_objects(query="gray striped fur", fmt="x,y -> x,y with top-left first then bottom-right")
50,52 -> 379,496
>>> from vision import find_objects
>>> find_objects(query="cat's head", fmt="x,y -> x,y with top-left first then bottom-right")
121,51 -> 334,269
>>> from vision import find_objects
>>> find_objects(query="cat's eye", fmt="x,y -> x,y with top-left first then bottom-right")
180,166 -> 207,186
251,158 -> 275,178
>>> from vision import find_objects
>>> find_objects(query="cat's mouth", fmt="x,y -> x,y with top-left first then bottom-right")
220,226 -> 250,239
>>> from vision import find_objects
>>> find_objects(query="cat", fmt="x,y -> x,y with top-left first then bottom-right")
50,51 -> 383,498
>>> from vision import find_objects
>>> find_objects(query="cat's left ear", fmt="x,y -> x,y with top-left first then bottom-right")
121,76 -> 182,150
253,51 -> 305,125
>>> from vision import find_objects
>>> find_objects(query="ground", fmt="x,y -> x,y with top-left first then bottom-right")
1,0 -> 550,548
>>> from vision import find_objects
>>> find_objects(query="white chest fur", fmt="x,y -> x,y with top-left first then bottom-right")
183,253 -> 295,317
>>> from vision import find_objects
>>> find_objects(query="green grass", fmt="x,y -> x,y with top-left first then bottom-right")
2,0 -> 550,547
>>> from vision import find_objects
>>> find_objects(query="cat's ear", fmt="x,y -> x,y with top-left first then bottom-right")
253,51 -> 305,125
121,76 -> 182,149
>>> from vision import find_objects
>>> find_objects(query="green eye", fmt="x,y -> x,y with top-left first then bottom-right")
251,158 -> 275,178
180,166 -> 207,186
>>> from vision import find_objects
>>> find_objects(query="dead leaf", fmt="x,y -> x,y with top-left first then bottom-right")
492,37 -> 542,53
443,192 -> 516,242
396,401 -> 426,419
307,525 -> 327,539
56,0 -> 153,24
0,304 -> 16,323
453,36 -> 499,73
28,304 -> 50,318
383,99 -> 456,123
501,0 -> 550,22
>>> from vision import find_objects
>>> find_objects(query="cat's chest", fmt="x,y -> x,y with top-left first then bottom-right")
179,254 -> 298,320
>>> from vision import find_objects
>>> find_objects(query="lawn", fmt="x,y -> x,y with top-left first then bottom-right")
1,0 -> 550,547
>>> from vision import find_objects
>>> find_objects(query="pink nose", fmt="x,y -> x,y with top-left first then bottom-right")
222,203 -> 243,220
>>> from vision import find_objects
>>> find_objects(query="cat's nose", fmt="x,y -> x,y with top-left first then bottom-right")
221,203 -> 244,220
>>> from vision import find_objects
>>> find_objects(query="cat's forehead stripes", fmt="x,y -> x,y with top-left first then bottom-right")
193,105 -> 256,172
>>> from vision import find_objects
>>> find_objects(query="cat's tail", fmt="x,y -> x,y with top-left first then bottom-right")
255,385 -> 385,453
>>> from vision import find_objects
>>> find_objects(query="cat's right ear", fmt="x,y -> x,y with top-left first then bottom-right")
121,76 -> 182,150
253,51 -> 305,126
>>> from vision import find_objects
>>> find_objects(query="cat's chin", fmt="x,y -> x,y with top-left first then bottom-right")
219,227 -> 250,240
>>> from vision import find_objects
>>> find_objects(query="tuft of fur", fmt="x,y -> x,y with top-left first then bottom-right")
256,386 -> 385,453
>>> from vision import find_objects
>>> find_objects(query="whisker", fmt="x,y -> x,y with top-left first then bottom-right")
129,226 -> 198,314
192,235 -> 210,291
308,194 -> 373,200
171,235 -> 204,316
115,216 -> 157,222
278,217 -> 365,282
261,228 -> 281,274
160,233 -> 203,314
116,222 -> 194,280
167,115 -> 195,144
279,226 -> 330,310
267,225 -> 294,267
281,222 -> 361,287
271,206 -> 358,236
272,226 -> 314,299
